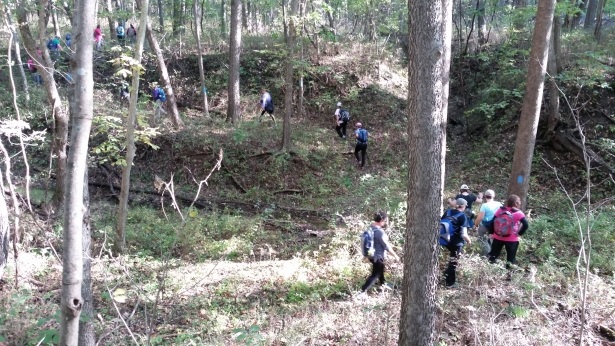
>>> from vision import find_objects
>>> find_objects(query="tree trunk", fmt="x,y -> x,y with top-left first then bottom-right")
117,0 -> 150,254
142,17 -> 184,128
553,13 -> 562,73
51,1 -> 61,37
477,0 -> 486,45
584,0 -> 598,28
194,0 -> 209,116
594,0 -> 606,41
60,0 -> 96,342
398,0 -> 452,343
157,0 -> 164,32
227,0 -> 242,124
546,18 -> 559,139
3,7 -> 30,102
78,169 -> 95,346
241,0 -> 248,30
220,0 -> 227,38
0,172 -> 8,281
106,0 -> 115,38
17,0 -> 68,213
572,0 -> 586,28
281,0 -> 298,150
507,0 -> 555,209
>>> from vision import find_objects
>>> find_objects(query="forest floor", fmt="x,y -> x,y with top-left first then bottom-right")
1,39 -> 615,345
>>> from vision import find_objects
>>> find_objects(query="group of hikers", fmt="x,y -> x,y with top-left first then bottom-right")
259,89 -> 370,168
358,185 -> 529,297
94,22 -> 138,50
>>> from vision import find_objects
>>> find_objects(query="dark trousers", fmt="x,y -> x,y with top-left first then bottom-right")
335,121 -> 347,138
117,35 -> 125,46
260,108 -> 275,122
354,143 -> 367,167
489,239 -> 519,267
443,244 -> 464,286
361,257 -> 385,292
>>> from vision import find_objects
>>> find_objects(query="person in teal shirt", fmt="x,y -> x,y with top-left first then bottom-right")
473,189 -> 502,256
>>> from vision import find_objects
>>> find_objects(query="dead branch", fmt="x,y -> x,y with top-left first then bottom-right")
553,131 -> 615,175
221,163 -> 247,193
273,189 -> 302,194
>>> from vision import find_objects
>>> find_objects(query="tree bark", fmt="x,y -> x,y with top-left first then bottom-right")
60,0 -> 96,342
584,0 -> 598,28
477,0 -> 486,45
51,1 -> 62,37
106,0 -> 115,38
553,13 -> 562,73
227,0 -> 242,124
3,7 -> 30,102
173,0 -> 183,36
281,0 -> 298,150
241,0 -> 248,30
546,17 -> 559,139
157,0 -> 164,32
116,0 -> 149,254
507,0 -> 555,209
594,0 -> 607,41
572,0 -> 586,29
0,172 -> 8,281
194,0 -> 209,116
398,0 -> 453,343
78,169 -> 95,346
220,0 -> 227,38
17,0 -> 68,213
141,14 -> 184,128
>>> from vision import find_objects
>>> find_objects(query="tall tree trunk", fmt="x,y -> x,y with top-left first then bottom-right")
227,0 -> 242,124
139,3 -> 184,128
3,7 -> 30,102
0,176 -> 8,281
17,0 -> 68,213
281,0 -> 298,150
78,169 -> 95,346
553,13 -> 562,73
594,0 -> 606,41
546,17 -> 560,139
60,0 -> 96,342
51,1 -> 62,37
106,0 -> 115,38
157,0 -> 164,32
194,0 -> 209,116
297,0 -> 305,118
507,0 -> 555,209
584,0 -> 598,28
398,0 -> 452,343
241,0 -> 248,30
173,0 -> 182,36
117,0 -> 150,254
572,0 -> 586,28
251,1 -> 257,32
220,0 -> 227,38
477,0 -> 486,45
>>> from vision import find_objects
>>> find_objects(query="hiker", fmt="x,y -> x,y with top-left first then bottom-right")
259,88 -> 275,123
94,25 -> 103,50
441,198 -> 471,288
27,58 -> 42,85
116,23 -> 126,46
473,189 -> 502,256
488,194 -> 528,269
126,24 -> 137,44
47,36 -> 62,59
449,184 -> 483,227
152,85 -> 168,119
334,102 -> 349,139
354,122 -> 368,168
65,33 -> 72,48
357,211 -> 400,298
119,83 -> 130,104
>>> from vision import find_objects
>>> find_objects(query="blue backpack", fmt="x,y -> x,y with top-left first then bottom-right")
47,39 -> 54,50
439,210 -> 460,246
357,128 -> 368,143
157,88 -> 166,102
361,226 -> 376,257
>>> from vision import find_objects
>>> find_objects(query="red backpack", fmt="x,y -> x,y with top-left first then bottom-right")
493,207 -> 519,237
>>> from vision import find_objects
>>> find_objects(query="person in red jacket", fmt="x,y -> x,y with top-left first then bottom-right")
93,25 -> 103,50
488,194 -> 529,268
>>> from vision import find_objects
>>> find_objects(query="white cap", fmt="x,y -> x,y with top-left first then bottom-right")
485,189 -> 495,197
336,102 -> 342,107
460,184 -> 469,190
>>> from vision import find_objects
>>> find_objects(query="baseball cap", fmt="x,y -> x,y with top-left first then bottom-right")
460,184 -> 469,190
456,198 -> 468,206
336,102 -> 342,107
485,189 -> 495,197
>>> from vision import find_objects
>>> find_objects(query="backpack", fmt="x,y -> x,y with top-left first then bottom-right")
265,99 -> 274,112
47,39 -> 54,50
361,226 -> 376,258
493,207 -> 519,237
157,88 -> 167,102
357,128 -> 368,143
439,210 -> 460,246
116,26 -> 125,36
340,109 -> 350,122
152,88 -> 159,100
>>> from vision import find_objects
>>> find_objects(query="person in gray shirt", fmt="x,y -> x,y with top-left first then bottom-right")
357,211 -> 400,298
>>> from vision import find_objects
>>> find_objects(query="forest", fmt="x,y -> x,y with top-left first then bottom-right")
0,0 -> 614,344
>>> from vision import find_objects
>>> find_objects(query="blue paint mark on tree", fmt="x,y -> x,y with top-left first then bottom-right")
517,175 -> 524,184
